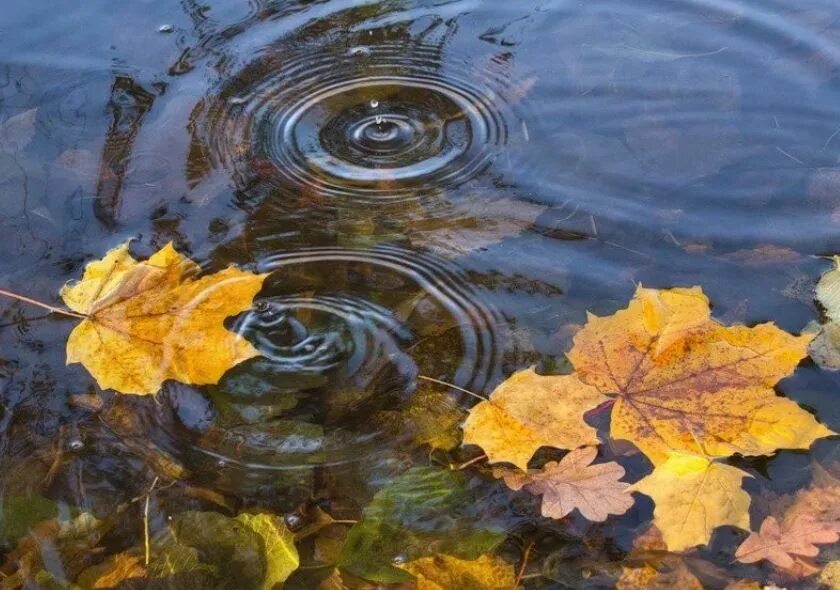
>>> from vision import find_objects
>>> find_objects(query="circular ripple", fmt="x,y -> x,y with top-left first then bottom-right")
197,43 -> 518,203
191,245 -> 505,476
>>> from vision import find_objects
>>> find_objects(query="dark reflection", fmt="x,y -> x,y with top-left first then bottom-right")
94,76 -> 156,228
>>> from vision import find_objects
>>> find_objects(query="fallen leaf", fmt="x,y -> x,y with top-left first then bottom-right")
494,446 -> 633,522
820,560 -> 840,589
398,554 -> 516,590
567,286 -> 830,465
338,467 -> 504,583
374,384 -> 466,451
630,452 -> 751,551
783,484 -> 840,527
237,513 -> 300,589
462,367 -> 608,469
617,561 -> 703,590
0,109 -> 37,153
60,241 -> 267,394
817,256 -> 840,323
735,515 -> 840,570
807,320 -> 840,370
76,553 -> 145,588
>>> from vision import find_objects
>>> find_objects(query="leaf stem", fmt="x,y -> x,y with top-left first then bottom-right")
417,375 -> 488,402
0,287 -> 86,319
144,476 -> 160,566
515,541 -> 535,588
453,454 -> 487,470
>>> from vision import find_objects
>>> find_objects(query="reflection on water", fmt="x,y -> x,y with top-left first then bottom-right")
2,0 -> 840,584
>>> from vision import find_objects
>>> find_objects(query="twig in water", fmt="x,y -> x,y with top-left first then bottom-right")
417,375 -> 488,402
144,476 -> 160,566
453,454 -> 487,470
516,541 -> 535,588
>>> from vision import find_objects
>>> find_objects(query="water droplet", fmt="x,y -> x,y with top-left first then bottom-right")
392,554 -> 408,565
375,114 -> 384,126
347,46 -> 371,58
229,96 -> 247,106
284,513 -> 303,530
216,459 -> 227,468
68,438 -> 84,451
370,99 -> 379,109
158,24 -> 174,33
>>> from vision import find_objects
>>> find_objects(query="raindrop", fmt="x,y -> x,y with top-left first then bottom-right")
67,438 -> 84,451
284,513 -> 304,530
370,99 -> 379,109
158,24 -> 174,33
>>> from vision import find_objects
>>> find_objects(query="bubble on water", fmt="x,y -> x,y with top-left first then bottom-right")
369,99 -> 379,109
392,553 -> 408,565
284,513 -> 304,530
347,46 -> 371,57
158,24 -> 174,33
67,438 -> 84,451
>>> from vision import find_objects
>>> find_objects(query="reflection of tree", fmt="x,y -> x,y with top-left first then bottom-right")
93,75 -> 156,228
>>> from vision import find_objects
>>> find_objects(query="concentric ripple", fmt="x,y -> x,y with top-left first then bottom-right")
196,43 -> 519,203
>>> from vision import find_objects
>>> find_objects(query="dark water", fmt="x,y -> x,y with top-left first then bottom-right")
2,0 -> 840,586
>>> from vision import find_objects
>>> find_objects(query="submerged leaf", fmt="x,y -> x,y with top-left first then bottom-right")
630,453 -> 751,551
616,561 -> 703,590
494,446 -> 633,522
398,554 -> 516,590
60,242 -> 267,395
338,467 -> 505,583
462,367 -> 608,469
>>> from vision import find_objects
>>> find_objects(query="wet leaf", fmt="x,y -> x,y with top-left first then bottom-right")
76,553 -> 146,588
567,286 -> 830,466
462,367 -> 608,469
60,241 -> 267,395
0,109 -> 37,153
0,495 -> 60,546
811,257 -> 840,369
735,515 -> 840,571
397,554 -> 516,590
820,561 -> 840,589
617,561 -> 703,590
818,256 -> 840,323
171,511 -> 298,589
338,467 -> 505,583
374,384 -> 466,451
629,453 -> 751,551
494,446 -> 632,522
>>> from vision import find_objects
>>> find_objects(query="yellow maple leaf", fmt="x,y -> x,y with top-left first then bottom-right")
462,367 -> 608,469
567,286 -> 832,465
630,452 -> 751,551
398,554 -> 516,590
60,242 -> 267,395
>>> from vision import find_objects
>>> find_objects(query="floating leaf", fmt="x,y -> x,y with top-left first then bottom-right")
630,453 -> 751,551
60,242 -> 267,394
462,367 -> 608,469
735,515 -> 840,571
338,467 -> 505,583
810,257 -> 840,369
567,286 -> 830,465
494,446 -> 632,522
398,554 -> 516,590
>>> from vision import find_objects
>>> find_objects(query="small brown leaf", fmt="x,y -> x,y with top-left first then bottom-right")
495,446 -> 633,522
735,515 -> 840,570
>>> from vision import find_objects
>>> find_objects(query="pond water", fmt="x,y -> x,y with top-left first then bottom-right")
2,0 -> 840,587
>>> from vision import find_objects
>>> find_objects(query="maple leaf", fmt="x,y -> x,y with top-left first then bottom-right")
630,452 -> 751,551
735,515 -> 840,570
566,286 -> 831,465
398,554 -> 516,590
494,446 -> 633,522
60,242 -> 267,395
462,367 -> 609,469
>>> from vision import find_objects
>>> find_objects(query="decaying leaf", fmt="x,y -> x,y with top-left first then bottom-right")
462,367 -> 608,469
398,554 -> 516,590
75,553 -> 145,588
60,241 -> 267,394
810,256 -> 840,369
494,446 -> 632,522
820,560 -> 840,589
567,286 -> 830,465
374,384 -> 466,451
338,467 -> 504,583
735,515 -> 840,570
630,452 -> 751,551
616,561 -> 703,590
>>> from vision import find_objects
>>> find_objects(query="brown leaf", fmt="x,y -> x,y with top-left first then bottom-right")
494,446 -> 633,522
735,515 -> 840,570
617,561 -> 703,590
